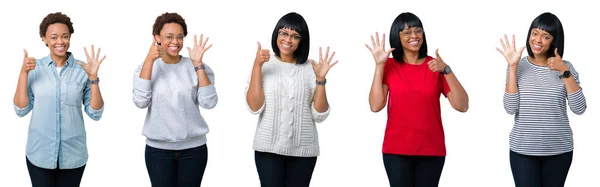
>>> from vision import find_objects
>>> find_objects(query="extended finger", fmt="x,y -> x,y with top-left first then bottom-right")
375,32 -> 381,46
330,60 -> 339,67
328,51 -> 336,62
554,48 -> 561,58
382,33 -> 386,49
91,45 -> 96,60
96,48 -> 101,60
203,37 -> 210,48
504,34 -> 510,48
511,35 -> 516,50
365,44 -> 373,52
325,47 -> 330,61
98,55 -> 106,64
370,35 -> 376,48
23,49 -> 28,58
83,47 -> 91,62
499,38 -> 507,51
319,47 -> 323,61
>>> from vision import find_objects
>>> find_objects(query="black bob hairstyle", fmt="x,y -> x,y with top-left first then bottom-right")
271,12 -> 310,65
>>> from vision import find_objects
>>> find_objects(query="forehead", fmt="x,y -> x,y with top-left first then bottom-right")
46,23 -> 70,35
161,23 -> 184,34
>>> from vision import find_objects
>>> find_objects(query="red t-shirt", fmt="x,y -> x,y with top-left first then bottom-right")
382,56 -> 450,156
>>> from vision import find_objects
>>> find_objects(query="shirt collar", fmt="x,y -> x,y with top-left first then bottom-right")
43,52 -> 75,67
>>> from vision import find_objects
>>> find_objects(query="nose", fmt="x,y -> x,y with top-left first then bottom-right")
283,36 -> 292,42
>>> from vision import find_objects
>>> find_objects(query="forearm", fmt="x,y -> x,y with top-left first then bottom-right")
313,78 -> 329,112
246,64 -> 265,111
562,76 -> 579,94
444,72 -> 469,112
505,65 -> 518,93
89,76 -> 104,110
14,72 -> 29,108
139,58 -> 154,80
369,64 -> 386,112
196,68 -> 211,87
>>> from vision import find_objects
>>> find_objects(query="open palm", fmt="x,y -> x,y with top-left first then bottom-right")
187,34 -> 213,66
78,45 -> 106,78
310,46 -> 338,80
496,34 -> 525,66
365,32 -> 395,65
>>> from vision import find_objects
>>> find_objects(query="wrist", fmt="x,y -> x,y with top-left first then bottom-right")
88,75 -> 98,80
192,60 -> 203,66
316,76 -> 326,82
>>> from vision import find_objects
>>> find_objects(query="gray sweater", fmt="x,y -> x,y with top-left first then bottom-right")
133,57 -> 218,150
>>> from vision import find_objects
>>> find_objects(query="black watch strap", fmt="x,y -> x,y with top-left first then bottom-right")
316,79 -> 326,85
89,77 -> 100,84
559,70 -> 571,79
194,64 -> 206,71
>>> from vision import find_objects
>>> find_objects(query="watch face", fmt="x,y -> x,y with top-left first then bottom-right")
444,66 -> 451,74
563,71 -> 571,78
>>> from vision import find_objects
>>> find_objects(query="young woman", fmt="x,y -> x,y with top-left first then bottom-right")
13,12 -> 106,187
367,12 -> 469,187
132,12 -> 218,187
497,12 -> 587,187
245,12 -> 338,187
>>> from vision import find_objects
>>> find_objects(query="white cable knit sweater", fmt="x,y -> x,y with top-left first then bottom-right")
246,54 -> 330,157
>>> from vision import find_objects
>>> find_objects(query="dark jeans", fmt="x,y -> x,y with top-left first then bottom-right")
26,157 -> 86,187
510,150 -> 573,187
383,153 -> 445,187
145,144 -> 208,187
254,151 -> 318,187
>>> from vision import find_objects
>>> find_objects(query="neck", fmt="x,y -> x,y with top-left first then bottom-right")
162,55 -> 181,64
278,54 -> 296,64
51,54 -> 68,67
528,55 -> 548,66
402,50 -> 421,64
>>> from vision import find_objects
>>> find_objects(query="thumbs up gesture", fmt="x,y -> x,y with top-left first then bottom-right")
548,48 -> 567,72
427,49 -> 448,72
21,49 -> 36,74
254,42 -> 270,66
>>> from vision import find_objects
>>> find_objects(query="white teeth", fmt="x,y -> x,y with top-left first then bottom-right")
168,46 -> 178,51
282,44 -> 291,48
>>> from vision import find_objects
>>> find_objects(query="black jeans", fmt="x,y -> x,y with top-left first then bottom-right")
145,144 -> 208,187
254,151 -> 318,187
510,150 -> 573,187
26,157 -> 86,187
383,153 -> 445,187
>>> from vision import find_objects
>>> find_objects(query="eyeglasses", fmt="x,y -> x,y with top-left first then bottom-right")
278,31 -> 301,41
161,35 -> 185,43
400,28 -> 424,37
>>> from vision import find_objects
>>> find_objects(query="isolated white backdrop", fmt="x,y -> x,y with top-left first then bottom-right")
1,0 -> 597,186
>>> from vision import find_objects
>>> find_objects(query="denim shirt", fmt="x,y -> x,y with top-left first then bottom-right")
14,52 -> 104,169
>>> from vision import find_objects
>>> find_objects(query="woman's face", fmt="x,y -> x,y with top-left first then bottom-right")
529,28 -> 553,56
276,28 -> 301,57
42,23 -> 71,57
399,24 -> 424,53
155,23 -> 184,57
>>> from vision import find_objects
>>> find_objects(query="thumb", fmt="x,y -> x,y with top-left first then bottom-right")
518,46 -> 526,55
187,47 -> 192,54
257,42 -> 262,51
554,48 -> 561,58
23,49 -> 28,58
435,48 -> 440,58
387,48 -> 395,54
76,61 -> 84,66
309,59 -> 316,66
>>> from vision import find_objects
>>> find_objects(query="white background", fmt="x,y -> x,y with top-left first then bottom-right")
1,0 -> 598,186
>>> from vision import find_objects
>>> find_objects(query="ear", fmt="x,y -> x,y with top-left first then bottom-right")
154,35 -> 161,45
41,37 -> 48,47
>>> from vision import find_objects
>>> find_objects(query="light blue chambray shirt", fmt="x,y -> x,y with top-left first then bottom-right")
14,52 -> 104,169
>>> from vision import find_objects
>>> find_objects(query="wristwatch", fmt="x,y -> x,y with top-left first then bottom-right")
443,66 -> 452,74
559,70 -> 571,79
316,79 -> 326,85
194,64 -> 206,71
89,77 -> 100,84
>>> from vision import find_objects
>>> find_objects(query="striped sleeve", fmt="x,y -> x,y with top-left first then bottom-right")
503,66 -> 519,115
565,61 -> 586,115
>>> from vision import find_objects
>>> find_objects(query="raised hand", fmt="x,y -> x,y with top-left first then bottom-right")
365,32 -> 395,65
428,49 -> 448,72
254,42 -> 270,66
77,45 -> 106,79
187,34 -> 213,66
310,46 -> 339,80
146,39 -> 163,62
548,48 -> 567,72
22,49 -> 36,74
496,34 -> 525,66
